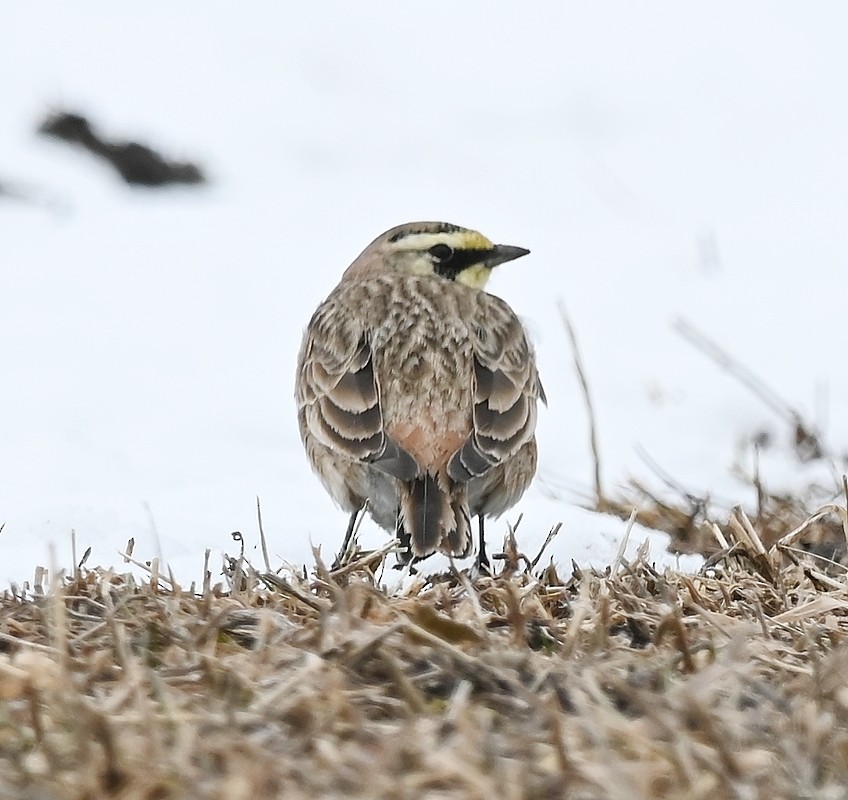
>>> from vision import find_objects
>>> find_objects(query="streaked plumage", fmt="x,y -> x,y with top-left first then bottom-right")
295,221 -> 544,565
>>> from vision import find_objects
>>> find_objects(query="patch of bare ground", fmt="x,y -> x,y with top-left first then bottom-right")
0,504 -> 847,800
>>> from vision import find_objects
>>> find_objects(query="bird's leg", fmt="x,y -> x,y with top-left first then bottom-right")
394,511 -> 413,565
334,508 -> 361,567
475,516 -> 491,575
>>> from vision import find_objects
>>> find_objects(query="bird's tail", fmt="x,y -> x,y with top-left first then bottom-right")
398,475 -> 472,560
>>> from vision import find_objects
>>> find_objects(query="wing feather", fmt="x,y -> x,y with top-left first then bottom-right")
448,297 -> 542,483
297,301 -> 418,481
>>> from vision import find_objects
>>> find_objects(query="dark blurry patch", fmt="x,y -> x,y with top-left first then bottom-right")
38,110 -> 206,188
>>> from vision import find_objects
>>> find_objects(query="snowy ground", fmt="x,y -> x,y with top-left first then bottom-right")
2,4 -> 847,585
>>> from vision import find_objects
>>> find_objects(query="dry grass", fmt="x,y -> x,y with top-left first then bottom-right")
560,307 -> 848,565
1,506 -> 848,800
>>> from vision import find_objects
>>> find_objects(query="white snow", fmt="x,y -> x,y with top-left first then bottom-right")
2,3 -> 846,585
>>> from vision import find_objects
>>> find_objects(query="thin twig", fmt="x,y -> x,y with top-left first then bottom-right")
674,317 -> 827,461
612,509 -> 638,576
842,475 -> 848,553
260,572 -> 327,612
529,523 -> 563,570
116,549 -> 177,590
559,301 -> 603,502
257,496 -> 271,573
634,444 -> 707,510
674,318 -> 794,422
771,504 -> 846,552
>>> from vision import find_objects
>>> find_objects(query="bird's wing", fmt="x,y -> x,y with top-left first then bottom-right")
448,297 -> 543,482
297,300 -> 419,481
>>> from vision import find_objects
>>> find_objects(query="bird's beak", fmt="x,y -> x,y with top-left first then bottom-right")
486,244 -> 531,268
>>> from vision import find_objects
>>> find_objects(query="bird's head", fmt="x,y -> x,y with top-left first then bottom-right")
344,221 -> 530,289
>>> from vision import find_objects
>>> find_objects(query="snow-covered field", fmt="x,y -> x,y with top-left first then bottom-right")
2,4 -> 846,585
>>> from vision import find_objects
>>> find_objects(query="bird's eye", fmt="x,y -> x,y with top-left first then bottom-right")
429,244 -> 454,262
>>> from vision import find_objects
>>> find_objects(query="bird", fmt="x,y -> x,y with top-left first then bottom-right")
295,221 -> 544,569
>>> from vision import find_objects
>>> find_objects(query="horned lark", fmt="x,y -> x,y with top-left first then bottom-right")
296,221 -> 544,566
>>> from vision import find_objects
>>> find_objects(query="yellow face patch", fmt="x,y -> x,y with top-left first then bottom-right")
394,230 -> 495,252
390,227 -> 497,288
456,264 -> 492,289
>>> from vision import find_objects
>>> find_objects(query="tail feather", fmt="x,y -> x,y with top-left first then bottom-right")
408,474 -> 444,556
399,476 -> 472,559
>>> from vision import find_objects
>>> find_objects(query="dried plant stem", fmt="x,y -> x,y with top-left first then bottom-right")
559,301 -> 603,503
674,318 -> 794,422
257,496 -> 271,573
